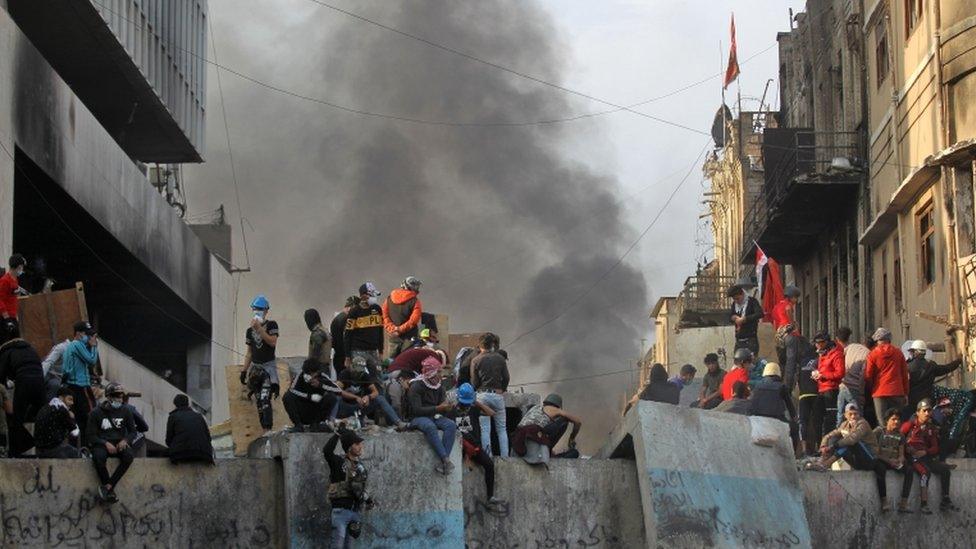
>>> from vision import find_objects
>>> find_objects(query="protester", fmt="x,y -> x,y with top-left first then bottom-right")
728,284 -> 763,355
864,327 -> 910,424
770,285 -> 799,331
383,276 -> 423,357
33,386 -> 80,458
121,392 -> 150,457
695,353 -> 725,409
344,283 -> 385,373
335,356 -> 407,429
324,430 -> 372,548
812,331 -> 845,436
721,348 -> 753,400
797,358 -> 821,456
874,408 -> 914,513
41,333 -> 76,400
331,297 -> 358,375
901,398 -> 957,513
0,319 -> 46,429
836,327 -> 869,426
781,324 -> 816,393
304,308 -> 332,374
808,403 -> 888,506
61,321 -> 99,442
240,295 -> 280,432
905,340 -> 961,417
0,254 -> 27,322
669,364 -> 697,390
406,360 -> 456,474
713,381 -> 750,414
456,334 -> 490,387
512,394 -> 582,462
282,359 -> 333,431
471,333 -> 510,457
627,363 -> 679,410
87,382 -> 137,503
387,345 -> 444,417
165,394 -> 214,464
748,362 -> 797,444
449,383 -> 504,506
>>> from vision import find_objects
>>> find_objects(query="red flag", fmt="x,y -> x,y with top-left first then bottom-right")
724,15 -> 740,90
756,245 -> 784,322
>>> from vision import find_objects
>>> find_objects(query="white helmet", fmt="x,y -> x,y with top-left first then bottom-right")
909,340 -> 927,352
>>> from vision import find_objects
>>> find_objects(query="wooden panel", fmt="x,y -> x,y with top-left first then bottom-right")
225,363 -> 292,456
17,283 -> 87,358
448,332 -> 484,363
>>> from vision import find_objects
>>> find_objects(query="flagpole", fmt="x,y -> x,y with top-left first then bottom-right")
720,39 -> 725,148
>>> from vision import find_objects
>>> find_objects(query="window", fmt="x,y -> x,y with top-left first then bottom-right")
918,202 -> 936,288
893,235 -> 902,309
875,17 -> 890,88
904,0 -> 923,38
882,248 -> 889,318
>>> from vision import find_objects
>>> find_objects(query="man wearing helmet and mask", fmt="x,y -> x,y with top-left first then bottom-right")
87,382 -> 138,504
344,283 -> 385,373
240,294 -> 280,431
383,276 -> 423,358
905,339 -> 961,418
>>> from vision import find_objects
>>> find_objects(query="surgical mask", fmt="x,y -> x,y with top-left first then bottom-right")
253,310 -> 266,321
81,335 -> 90,344
109,400 -> 123,409
367,296 -> 378,306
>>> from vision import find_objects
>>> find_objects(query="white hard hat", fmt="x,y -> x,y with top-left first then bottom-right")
909,340 -> 927,352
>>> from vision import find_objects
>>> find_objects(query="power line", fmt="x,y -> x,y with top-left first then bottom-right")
506,139 -> 714,348
209,18 -> 251,273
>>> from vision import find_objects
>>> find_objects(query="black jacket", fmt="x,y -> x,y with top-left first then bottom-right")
406,380 -> 445,419
344,304 -> 384,352
0,338 -> 44,383
472,351 -> 510,392
730,297 -> 763,339
165,406 -> 214,464
783,334 -> 817,392
907,357 -> 962,410
639,382 -> 680,405
748,376 -> 796,421
33,401 -> 76,450
87,401 -> 137,447
330,312 -> 349,364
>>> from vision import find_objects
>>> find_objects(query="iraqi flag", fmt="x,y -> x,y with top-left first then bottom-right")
723,14 -> 740,90
756,244 -> 783,322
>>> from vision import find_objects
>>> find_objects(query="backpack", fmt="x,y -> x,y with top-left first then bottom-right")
453,347 -> 477,379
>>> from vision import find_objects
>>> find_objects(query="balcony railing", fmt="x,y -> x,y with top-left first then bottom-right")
677,274 -> 737,327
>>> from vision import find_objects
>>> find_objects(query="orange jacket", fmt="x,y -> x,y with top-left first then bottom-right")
382,288 -> 423,335
864,343 -> 910,398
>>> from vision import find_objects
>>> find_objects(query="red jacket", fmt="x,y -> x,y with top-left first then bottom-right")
721,367 -> 750,400
0,271 -> 19,319
770,299 -> 794,330
816,344 -> 845,393
900,418 -> 939,456
382,288 -> 423,336
864,343 -> 909,398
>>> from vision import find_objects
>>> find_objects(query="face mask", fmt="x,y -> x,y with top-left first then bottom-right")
81,335 -> 90,344
109,400 -> 123,409
15,268 -> 24,277
367,297 -> 378,306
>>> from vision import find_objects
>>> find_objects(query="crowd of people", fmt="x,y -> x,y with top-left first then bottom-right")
238,277 -> 585,547
0,253 -> 215,504
630,282 -> 969,514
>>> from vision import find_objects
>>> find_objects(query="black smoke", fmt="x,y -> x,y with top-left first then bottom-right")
195,0 -> 649,451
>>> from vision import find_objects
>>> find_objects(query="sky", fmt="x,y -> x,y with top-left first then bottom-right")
184,0 -> 807,446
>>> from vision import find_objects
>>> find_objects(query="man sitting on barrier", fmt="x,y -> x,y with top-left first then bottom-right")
87,382 -> 138,504
901,398 -> 957,513
283,359 -> 340,431
512,393 -> 582,464
334,356 -> 407,430
713,381 -> 750,414
406,359 -> 457,475
874,408 -> 914,513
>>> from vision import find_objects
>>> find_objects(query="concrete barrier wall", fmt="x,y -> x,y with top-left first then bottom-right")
463,459 -> 646,548
801,464 -> 976,548
0,458 -> 285,548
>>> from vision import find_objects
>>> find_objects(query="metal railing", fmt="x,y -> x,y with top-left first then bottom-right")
677,274 -> 737,317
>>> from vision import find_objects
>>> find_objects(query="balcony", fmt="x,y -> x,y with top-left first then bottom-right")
7,0 -> 207,162
741,128 -> 864,264
677,274 -> 737,328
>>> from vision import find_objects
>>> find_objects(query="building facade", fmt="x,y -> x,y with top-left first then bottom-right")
0,1 -> 235,435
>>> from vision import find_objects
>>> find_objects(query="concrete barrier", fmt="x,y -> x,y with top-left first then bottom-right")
606,401 -> 812,548
0,458 -> 284,548
801,464 -> 976,548
463,458 -> 645,548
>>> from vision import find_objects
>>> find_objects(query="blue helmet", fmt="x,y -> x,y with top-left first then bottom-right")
250,294 -> 270,310
457,383 -> 475,406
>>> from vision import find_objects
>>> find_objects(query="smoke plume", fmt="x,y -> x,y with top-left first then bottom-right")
193,0 -> 650,450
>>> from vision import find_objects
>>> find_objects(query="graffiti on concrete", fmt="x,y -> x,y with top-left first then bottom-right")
650,469 -> 803,548
464,499 -> 624,548
1,464 -> 274,548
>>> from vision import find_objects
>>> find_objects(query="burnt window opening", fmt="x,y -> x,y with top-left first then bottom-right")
918,202 -> 936,290
875,16 -> 890,88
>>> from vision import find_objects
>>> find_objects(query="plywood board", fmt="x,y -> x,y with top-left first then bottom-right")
448,332 -> 483,362
18,283 -> 87,358
225,363 -> 292,456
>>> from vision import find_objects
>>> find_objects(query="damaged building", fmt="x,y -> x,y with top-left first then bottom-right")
0,0 -> 235,436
